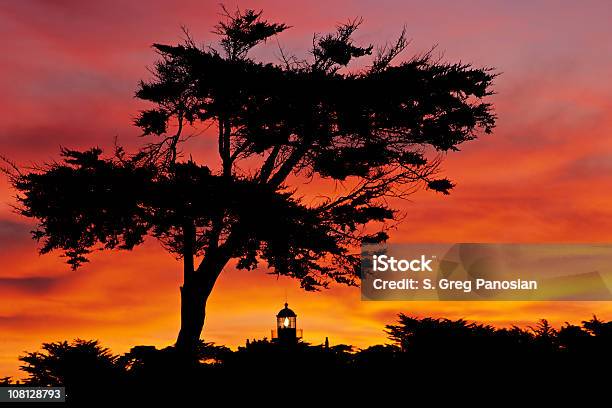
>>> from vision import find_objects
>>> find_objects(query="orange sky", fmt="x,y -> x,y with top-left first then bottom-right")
2,0 -> 612,379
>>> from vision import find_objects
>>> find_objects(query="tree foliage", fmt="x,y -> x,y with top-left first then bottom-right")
19,339 -> 122,388
7,8 -> 496,291
384,314 -> 612,357
15,315 -> 611,388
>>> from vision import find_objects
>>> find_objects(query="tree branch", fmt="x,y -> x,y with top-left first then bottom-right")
258,145 -> 281,183
182,218 -> 195,285
267,142 -> 309,187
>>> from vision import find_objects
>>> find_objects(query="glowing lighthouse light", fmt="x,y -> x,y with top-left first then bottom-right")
274,302 -> 299,345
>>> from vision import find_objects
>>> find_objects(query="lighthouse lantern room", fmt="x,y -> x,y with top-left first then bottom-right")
272,303 -> 302,345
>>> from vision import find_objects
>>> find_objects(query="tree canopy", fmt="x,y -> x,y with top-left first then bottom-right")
7,9 -> 496,292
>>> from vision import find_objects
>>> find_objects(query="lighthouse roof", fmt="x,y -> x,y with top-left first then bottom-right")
276,303 -> 296,318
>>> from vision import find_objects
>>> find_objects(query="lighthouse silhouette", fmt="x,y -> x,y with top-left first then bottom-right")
272,303 -> 302,346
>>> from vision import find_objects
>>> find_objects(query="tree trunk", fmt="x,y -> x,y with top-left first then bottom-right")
175,260 -> 226,360
175,218 -> 205,361
175,280 -> 208,360
175,255 -> 226,360
174,219 -> 233,360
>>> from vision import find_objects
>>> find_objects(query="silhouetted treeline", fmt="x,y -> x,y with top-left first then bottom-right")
4,315 -> 610,403
386,314 -> 611,357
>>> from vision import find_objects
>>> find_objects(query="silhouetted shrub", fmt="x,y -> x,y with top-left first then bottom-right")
19,339 -> 126,401
11,315 -> 611,402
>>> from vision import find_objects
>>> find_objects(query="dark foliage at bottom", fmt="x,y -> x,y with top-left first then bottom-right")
4,314 -> 610,404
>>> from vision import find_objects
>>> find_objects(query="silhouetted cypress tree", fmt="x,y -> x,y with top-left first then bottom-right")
6,8 -> 496,358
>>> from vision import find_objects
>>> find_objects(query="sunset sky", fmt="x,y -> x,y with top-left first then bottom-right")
2,0 -> 612,378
